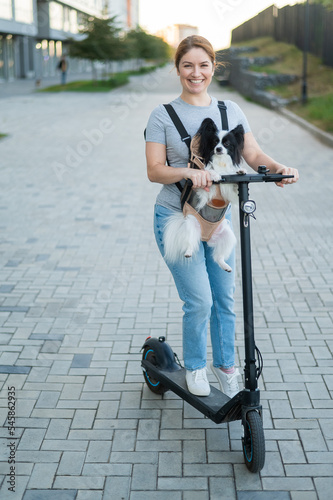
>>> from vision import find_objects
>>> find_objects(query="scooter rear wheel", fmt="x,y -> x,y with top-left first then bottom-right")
242,410 -> 265,473
142,347 -> 168,395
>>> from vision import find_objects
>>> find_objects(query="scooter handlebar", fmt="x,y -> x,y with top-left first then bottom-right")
213,172 -> 294,184
185,169 -> 293,186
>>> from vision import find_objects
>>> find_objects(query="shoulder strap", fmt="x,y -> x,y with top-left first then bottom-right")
163,104 -> 191,193
218,101 -> 229,130
163,104 -> 191,150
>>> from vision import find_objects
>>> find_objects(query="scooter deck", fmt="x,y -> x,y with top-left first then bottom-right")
142,360 -> 243,424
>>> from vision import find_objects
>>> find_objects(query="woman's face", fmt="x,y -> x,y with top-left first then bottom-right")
177,47 -> 215,96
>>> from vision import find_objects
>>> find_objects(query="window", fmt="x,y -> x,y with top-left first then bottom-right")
0,0 -> 12,19
69,9 -> 78,34
6,35 -> 15,80
15,0 -> 33,24
63,6 -> 70,32
49,1 -> 63,31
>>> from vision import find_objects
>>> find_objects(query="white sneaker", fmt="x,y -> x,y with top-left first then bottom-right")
210,363 -> 240,398
186,368 -> 210,396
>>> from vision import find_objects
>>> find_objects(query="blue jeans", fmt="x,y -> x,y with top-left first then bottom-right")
154,204 -> 236,371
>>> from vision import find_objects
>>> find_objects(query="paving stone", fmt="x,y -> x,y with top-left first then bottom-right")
44,419 -> 71,439
71,409 -> 96,429
102,476 -> 131,500
278,440 -> 307,464
209,477 -> 236,500
306,382 -> 331,400
262,477 -> 314,491
131,463 -> 157,490
71,354 -> 93,368
27,463 -> 58,489
136,418 -> 160,440
288,391 -> 312,408
183,492 -> 209,500
290,493 -> 318,500
23,490 -> 77,500
206,428 -> 230,452
53,476 -> 104,489
158,477 -> 208,490
18,428 -> 47,451
57,451 -> 86,475
158,452 -> 182,477
0,365 -> 31,374
41,439 -> 88,451
260,451 -> 285,476
299,429 -> 328,452
234,463 -> 262,491
183,439 -> 207,463
1,65 -> 333,500
112,429 -> 137,451
85,440 -> 111,462
131,493 -> 181,500
238,493 -> 291,500
35,391 -> 61,408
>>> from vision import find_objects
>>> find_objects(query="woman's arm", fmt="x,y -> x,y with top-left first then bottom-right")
243,132 -> 299,187
146,141 -> 213,189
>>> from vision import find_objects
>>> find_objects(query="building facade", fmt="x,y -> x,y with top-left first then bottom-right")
0,0 -> 139,82
107,0 -> 139,29
158,24 -> 199,49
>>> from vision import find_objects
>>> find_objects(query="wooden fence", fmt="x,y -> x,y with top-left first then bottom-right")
231,3 -> 333,68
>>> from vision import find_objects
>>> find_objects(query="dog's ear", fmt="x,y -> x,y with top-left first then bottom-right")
197,118 -> 218,137
232,124 -> 244,145
196,118 -> 218,165
231,124 -> 244,165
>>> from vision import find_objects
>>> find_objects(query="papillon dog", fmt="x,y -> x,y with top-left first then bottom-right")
163,118 -> 245,272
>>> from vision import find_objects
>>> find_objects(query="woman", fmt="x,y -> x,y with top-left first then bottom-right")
145,36 -> 299,397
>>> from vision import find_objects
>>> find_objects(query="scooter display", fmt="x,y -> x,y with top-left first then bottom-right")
141,166 -> 294,473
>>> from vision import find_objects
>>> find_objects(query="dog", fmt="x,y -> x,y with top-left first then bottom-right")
163,118 -> 245,272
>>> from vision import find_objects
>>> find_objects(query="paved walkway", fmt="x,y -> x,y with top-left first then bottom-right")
0,72 -> 95,99
0,66 -> 332,500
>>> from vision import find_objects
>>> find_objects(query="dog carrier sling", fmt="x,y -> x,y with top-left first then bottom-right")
163,101 -> 230,241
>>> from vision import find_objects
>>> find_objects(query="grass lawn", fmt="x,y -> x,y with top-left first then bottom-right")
39,73 -> 129,93
39,64 -> 162,93
231,37 -> 333,133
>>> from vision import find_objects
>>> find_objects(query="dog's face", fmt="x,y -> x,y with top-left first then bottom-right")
196,118 -> 244,166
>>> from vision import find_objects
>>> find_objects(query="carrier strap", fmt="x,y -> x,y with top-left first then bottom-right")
163,103 -> 191,193
163,104 -> 192,150
218,100 -> 229,130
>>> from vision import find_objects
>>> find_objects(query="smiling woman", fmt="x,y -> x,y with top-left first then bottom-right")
144,34 -> 299,398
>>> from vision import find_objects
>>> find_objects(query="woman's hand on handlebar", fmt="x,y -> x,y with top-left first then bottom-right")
274,165 -> 299,188
186,167 -> 212,192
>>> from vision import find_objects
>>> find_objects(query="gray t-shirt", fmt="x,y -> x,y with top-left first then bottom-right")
145,96 -> 251,211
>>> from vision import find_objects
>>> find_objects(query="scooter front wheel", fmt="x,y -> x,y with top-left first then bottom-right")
242,410 -> 265,473
142,347 -> 168,395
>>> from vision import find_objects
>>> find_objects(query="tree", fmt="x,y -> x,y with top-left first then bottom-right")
124,28 -> 171,63
312,0 -> 333,9
68,17 -> 125,79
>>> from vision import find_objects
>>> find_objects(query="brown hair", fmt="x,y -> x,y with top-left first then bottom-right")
174,35 -> 216,70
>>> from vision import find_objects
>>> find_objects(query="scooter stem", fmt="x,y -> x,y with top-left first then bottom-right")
238,182 -> 258,392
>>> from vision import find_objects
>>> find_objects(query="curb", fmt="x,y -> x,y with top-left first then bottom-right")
278,107 -> 333,149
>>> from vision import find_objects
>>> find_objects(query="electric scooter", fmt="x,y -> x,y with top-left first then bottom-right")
141,166 -> 294,473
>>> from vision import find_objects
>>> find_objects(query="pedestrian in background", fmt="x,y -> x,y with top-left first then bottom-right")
145,35 -> 299,398
58,56 -> 68,85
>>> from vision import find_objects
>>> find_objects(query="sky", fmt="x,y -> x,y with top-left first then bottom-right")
139,0 -> 304,49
